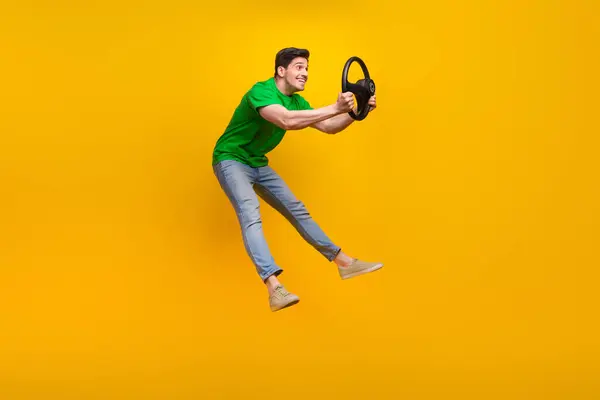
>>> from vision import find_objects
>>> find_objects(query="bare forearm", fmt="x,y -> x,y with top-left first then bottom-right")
259,93 -> 355,131
324,112 -> 355,134
283,105 -> 342,130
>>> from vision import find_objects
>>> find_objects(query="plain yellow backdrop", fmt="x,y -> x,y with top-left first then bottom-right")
1,1 -> 599,399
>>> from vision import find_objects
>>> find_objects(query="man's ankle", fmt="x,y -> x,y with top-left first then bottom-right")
265,275 -> 281,295
334,251 -> 354,267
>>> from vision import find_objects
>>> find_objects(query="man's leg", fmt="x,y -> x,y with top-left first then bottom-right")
254,165 -> 383,278
254,165 -> 342,260
213,160 -> 299,311
213,159 -> 283,281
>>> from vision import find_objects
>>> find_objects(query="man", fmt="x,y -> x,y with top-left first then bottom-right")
212,47 -> 383,312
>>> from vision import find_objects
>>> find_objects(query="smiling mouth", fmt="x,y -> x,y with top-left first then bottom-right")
297,78 -> 306,84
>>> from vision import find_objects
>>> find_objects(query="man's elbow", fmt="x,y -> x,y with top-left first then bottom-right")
282,119 -> 306,131
281,113 -> 308,130
323,124 -> 338,134
259,107 -> 294,130
281,118 -> 295,130
277,113 -> 300,130
311,121 -> 334,134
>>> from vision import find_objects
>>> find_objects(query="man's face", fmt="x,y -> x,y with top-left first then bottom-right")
281,57 -> 308,92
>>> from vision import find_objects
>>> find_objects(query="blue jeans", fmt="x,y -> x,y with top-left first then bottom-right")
213,159 -> 341,281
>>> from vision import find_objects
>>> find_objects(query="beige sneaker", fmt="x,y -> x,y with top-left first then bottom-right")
338,259 -> 384,280
269,285 -> 300,312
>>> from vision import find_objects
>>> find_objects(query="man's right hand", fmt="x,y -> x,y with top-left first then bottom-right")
335,92 -> 355,113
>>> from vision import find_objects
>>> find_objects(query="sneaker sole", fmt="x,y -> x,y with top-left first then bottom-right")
270,297 -> 300,312
340,263 -> 384,280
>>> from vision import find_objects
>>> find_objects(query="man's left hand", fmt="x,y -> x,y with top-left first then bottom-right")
351,95 -> 377,114
368,95 -> 376,111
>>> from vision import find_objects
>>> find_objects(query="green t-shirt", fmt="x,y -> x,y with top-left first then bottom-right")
212,77 -> 313,168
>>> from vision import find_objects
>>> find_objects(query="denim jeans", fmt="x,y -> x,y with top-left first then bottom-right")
213,159 -> 341,281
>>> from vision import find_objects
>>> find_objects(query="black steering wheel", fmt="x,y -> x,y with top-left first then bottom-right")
342,56 -> 376,121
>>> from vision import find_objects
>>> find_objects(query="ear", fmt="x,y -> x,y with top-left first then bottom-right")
277,66 -> 286,78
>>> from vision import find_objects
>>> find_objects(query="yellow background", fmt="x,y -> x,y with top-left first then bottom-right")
1,1 -> 599,399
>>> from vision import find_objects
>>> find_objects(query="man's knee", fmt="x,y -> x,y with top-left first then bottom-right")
238,200 -> 262,229
287,199 -> 310,219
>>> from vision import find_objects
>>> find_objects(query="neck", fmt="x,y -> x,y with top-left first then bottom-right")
274,77 -> 294,96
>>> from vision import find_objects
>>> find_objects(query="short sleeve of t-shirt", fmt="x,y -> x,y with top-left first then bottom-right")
247,84 -> 279,112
